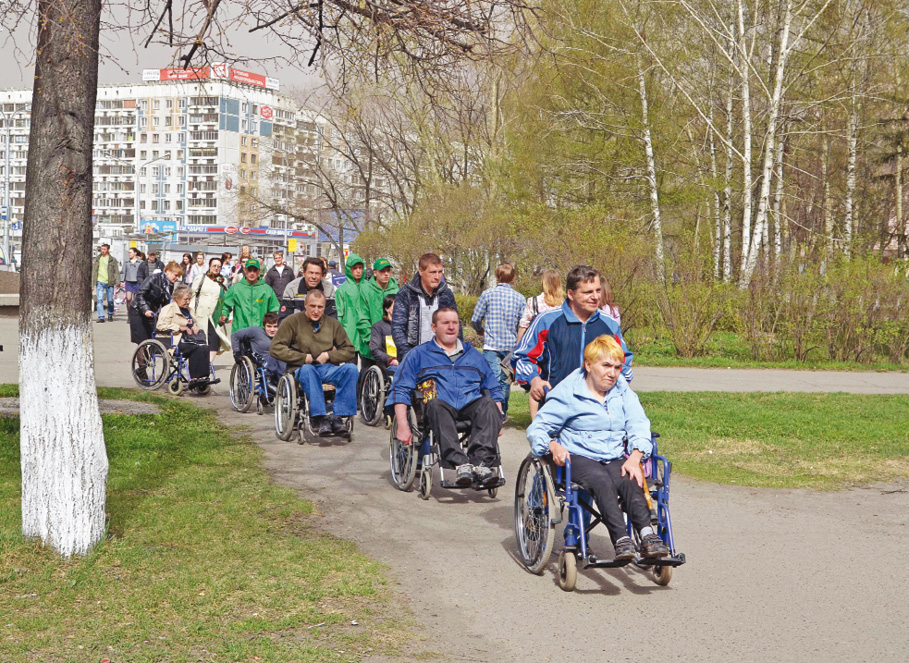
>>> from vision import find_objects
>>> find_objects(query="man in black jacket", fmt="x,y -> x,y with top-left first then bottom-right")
264,250 -> 295,300
391,252 -> 460,359
280,256 -> 337,321
136,251 -> 165,282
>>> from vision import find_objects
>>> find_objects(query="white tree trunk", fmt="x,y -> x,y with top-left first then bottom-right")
844,97 -> 858,257
737,0 -> 754,264
740,0 -> 793,285
709,111 -> 722,279
637,53 -> 664,274
772,130 -> 785,259
723,82 -> 734,281
20,325 -> 108,557
897,146 -> 904,259
822,132 -> 833,255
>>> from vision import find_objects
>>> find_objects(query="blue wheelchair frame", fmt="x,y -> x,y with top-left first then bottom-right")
556,434 -> 685,571
156,331 -> 217,393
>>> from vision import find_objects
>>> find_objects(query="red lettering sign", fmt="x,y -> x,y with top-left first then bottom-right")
160,67 -> 209,81
225,226 -> 238,234
229,68 -> 267,88
239,227 -> 251,234
260,105 -> 273,120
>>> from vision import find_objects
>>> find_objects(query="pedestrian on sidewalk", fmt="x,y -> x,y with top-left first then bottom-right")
123,246 -> 143,307
91,243 -> 121,323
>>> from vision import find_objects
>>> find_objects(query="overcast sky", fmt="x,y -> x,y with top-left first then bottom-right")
0,5 -> 322,93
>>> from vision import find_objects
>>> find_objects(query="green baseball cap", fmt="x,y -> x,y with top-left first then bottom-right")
245,258 -> 261,270
373,258 -> 392,271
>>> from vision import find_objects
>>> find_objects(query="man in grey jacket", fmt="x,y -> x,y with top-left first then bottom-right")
91,244 -> 121,323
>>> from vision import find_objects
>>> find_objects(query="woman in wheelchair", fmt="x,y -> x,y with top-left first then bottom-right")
369,294 -> 399,374
526,335 -> 669,560
156,284 -> 211,388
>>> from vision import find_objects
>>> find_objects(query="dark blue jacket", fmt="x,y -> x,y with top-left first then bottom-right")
388,339 -> 504,411
512,301 -> 633,388
391,273 -> 460,357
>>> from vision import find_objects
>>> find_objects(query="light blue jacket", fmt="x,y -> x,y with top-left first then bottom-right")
526,368 -> 652,462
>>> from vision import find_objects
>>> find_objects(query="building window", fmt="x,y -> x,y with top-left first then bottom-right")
250,153 -> 257,164
140,150 -> 147,159
178,116 -> 186,127
240,153 -> 247,163
166,99 -> 173,109
153,117 -> 160,127
251,138 -> 258,147
140,133 -> 147,143
241,136 -> 247,146
152,150 -> 159,159
165,116 -> 172,127
177,183 -> 184,194
152,134 -> 159,143
178,98 -> 186,108
153,100 -> 160,110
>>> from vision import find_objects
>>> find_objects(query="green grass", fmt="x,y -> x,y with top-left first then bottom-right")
628,331 -> 909,372
0,387 -> 410,662
507,390 -> 909,490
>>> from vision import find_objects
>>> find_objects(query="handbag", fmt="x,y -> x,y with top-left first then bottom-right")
183,331 -> 207,345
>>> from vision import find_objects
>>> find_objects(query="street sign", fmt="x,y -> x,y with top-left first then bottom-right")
0,206 -> 7,221
10,221 -> 21,231
288,238 -> 297,253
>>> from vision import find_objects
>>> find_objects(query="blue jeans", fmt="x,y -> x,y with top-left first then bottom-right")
294,362 -> 358,417
96,282 -> 115,319
483,349 -> 510,415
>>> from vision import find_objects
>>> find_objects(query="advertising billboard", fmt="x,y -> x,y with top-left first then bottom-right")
142,65 -> 279,90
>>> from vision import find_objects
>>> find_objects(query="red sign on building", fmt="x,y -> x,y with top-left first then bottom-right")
230,68 -> 267,88
260,105 -> 273,120
160,67 -> 209,81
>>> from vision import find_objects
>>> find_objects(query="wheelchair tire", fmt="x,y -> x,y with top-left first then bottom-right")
389,411 -> 419,491
229,357 -> 256,413
514,455 -> 557,575
419,464 -> 432,500
167,379 -> 184,396
131,339 -> 170,390
558,550 -> 577,592
652,564 -> 673,586
358,364 -> 386,426
274,374 -> 298,441
196,383 -> 211,396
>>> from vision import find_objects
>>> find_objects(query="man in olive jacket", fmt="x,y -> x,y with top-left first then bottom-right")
269,290 -> 357,438
91,243 -> 121,322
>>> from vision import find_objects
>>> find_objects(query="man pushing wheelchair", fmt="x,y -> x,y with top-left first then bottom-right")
389,307 -> 505,488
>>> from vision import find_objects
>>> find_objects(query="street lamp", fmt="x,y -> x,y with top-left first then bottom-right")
135,156 -> 167,232
1,106 -> 29,270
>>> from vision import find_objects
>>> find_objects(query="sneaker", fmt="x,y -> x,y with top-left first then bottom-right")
96,318 -> 106,323
473,464 -> 497,487
640,533 -> 669,558
331,416 -> 351,439
613,538 -> 636,561
455,464 -> 474,486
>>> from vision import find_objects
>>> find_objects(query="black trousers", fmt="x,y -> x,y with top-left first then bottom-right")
424,396 -> 501,469
128,307 -> 156,344
178,341 -> 210,379
569,454 -> 652,544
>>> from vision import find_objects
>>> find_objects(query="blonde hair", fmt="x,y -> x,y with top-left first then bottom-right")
583,335 -> 624,366
164,260 -> 184,277
541,269 -> 564,307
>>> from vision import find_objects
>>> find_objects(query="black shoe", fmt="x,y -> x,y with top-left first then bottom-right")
96,318 -> 106,323
613,538 -> 636,561
640,533 -> 669,558
455,464 -> 474,487
473,464 -> 498,487
107,316 -> 114,322
331,416 -> 351,439
316,417 -> 333,438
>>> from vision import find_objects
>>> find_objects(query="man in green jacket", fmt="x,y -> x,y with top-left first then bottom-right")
356,257 -> 400,360
335,252 -> 367,360
219,258 -> 279,331
270,290 -> 357,438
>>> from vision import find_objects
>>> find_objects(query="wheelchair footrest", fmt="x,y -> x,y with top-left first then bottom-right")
439,477 -> 506,491
633,552 -> 686,568
582,556 -> 634,569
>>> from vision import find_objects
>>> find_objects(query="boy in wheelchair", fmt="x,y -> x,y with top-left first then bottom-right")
231,311 -> 285,395
526,335 -> 669,560
390,307 -> 504,487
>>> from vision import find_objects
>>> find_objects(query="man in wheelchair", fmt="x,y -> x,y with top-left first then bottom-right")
526,335 -> 669,560
390,307 -> 504,487
231,311 -> 285,393
269,290 -> 358,438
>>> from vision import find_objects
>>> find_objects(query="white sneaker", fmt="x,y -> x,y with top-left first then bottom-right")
455,464 -> 474,486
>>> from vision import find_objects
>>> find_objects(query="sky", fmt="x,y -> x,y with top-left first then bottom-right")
0,5 -> 322,93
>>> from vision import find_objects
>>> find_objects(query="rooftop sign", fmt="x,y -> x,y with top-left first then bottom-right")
142,64 -> 279,91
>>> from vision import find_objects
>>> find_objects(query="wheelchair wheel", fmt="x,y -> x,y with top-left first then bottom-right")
229,357 -> 256,413
358,365 -> 386,426
558,550 -> 577,592
653,565 -> 673,586
274,374 -> 298,441
167,379 -> 184,396
488,487 -> 498,498
131,339 -> 170,390
419,464 -> 432,500
514,455 -> 557,575
388,411 -> 419,491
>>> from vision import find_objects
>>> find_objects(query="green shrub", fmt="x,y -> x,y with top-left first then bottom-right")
455,293 -> 478,325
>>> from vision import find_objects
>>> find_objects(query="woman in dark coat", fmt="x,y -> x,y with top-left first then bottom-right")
129,260 -> 183,344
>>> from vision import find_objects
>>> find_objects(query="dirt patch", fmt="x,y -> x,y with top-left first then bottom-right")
0,271 -> 19,295
0,398 -> 160,417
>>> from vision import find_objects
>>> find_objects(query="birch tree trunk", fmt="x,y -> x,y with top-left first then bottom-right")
723,83 -> 734,281
709,105 -> 722,279
19,0 -> 108,558
636,53 -> 664,275
740,0 -> 793,286
737,0 -> 754,265
822,132 -> 833,256
898,146 -> 906,260
771,130 -> 785,261
844,97 -> 859,257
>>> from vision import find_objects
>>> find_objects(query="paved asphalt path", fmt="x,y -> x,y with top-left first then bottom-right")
2,316 -> 908,662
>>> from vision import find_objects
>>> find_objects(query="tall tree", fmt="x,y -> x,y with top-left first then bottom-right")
19,0 -> 108,557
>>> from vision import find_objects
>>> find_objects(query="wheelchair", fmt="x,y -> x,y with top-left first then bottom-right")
229,347 -> 274,415
131,332 -> 218,396
389,390 -> 505,500
358,364 -> 394,427
273,371 -> 353,443
513,434 -> 686,591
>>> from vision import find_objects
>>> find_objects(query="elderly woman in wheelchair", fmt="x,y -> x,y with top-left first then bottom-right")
516,334 -> 683,590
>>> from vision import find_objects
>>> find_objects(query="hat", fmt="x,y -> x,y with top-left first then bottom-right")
245,258 -> 261,270
373,258 -> 392,271
328,260 -> 338,267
